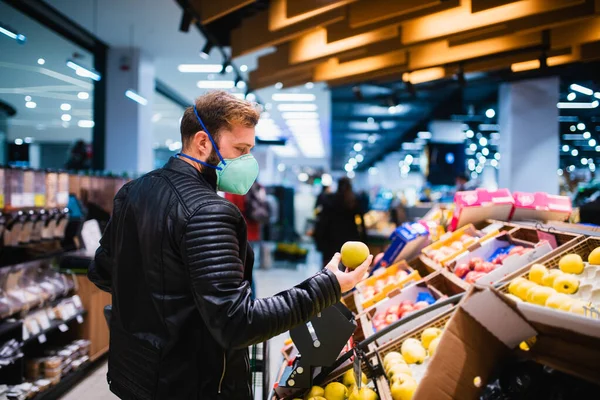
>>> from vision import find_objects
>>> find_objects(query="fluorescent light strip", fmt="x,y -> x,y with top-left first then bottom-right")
595,93 -> 600,99
285,119 -> 320,127
557,101 -> 599,109
272,145 -> 299,157
272,93 -> 316,102
66,60 -> 101,81
0,26 -> 26,42
277,103 -> 317,112
197,80 -> 235,89
77,120 -> 95,128
281,112 -> 319,119
178,64 -> 222,73
125,90 -> 148,106
570,84 -> 593,96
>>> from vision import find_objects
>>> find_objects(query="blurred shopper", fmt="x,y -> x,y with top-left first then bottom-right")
315,177 -> 366,266
88,91 -> 372,400
65,139 -> 91,170
314,184 -> 332,210
455,173 -> 470,191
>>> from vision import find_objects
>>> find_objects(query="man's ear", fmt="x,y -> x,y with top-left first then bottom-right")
193,130 -> 211,155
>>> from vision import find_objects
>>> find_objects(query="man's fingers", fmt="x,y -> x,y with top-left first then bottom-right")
326,252 -> 341,270
352,255 -> 372,279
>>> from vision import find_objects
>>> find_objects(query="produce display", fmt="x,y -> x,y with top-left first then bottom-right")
359,268 -> 411,302
506,248 -> 600,316
382,325 -> 445,400
453,245 -> 531,283
300,369 -> 378,400
424,233 -> 477,264
371,292 -> 438,332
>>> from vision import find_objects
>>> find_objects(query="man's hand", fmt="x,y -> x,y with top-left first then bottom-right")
326,252 -> 373,293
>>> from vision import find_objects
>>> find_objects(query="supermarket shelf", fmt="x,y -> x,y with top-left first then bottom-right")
23,311 -> 86,345
34,360 -> 97,400
0,319 -> 21,339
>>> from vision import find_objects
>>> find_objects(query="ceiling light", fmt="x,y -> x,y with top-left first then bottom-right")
582,158 -> 588,165
368,135 -> 377,144
152,113 -> 162,123
465,130 -> 474,138
61,114 -> 72,122
572,149 -> 579,156
388,106 -> 397,114
400,165 -> 410,175
200,41 -> 213,59
347,170 -> 355,179
37,58 -> 45,65
570,125 -> 576,132
578,123 -> 586,130
356,154 -> 364,163
367,117 -> 375,124
348,158 -> 357,166
0,25 -> 26,43
277,104 -> 317,112
482,148 -> 490,156
475,165 -> 483,174
14,138 -> 23,145
568,165 -> 575,172
583,131 -> 591,139
591,164 -> 596,172
570,84 -> 593,96
557,101 -> 599,109
353,143 -> 363,152
240,64 -> 248,72
344,164 -> 353,172
485,108 -> 495,118
596,146 -> 600,152
511,60 -> 540,72
405,154 -> 414,165
246,93 -> 256,102
125,89 -> 148,105
25,101 -> 36,109
495,153 -> 501,160
567,92 -> 576,101
491,159 -> 498,168
60,103 -> 71,111
479,137 -> 488,146
468,163 -> 475,171
77,120 -> 95,128
66,60 -> 101,81
197,80 -> 235,89
595,93 -> 600,99
178,64 -> 222,73
24,137 -> 33,143
225,65 -> 233,73
24,96 -> 31,101
277,163 -> 286,172
471,172 -> 478,179
285,119 -> 320,127
557,169 -> 563,176
562,145 -> 570,152
369,167 -> 378,175
272,93 -> 315,102
236,80 -> 246,89
469,143 -> 477,151
305,82 -> 314,89
417,131 -> 432,139
281,112 -> 319,119
275,82 -> 283,89
77,92 -> 89,100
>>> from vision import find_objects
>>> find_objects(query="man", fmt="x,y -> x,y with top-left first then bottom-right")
88,91 -> 371,400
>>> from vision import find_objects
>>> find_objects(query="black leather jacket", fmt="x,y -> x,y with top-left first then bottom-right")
88,157 -> 341,399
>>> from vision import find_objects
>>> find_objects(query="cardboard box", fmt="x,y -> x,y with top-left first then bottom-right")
450,189 -> 515,231
373,223 -> 430,272
355,261 -> 421,310
413,286 -> 600,400
447,232 -> 553,288
511,192 -> 572,222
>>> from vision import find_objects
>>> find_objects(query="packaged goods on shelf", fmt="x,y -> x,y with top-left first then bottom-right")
450,189 -> 515,231
511,191 -> 572,222
373,223 -> 430,272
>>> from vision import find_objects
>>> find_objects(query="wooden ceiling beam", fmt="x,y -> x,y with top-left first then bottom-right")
286,0 -> 357,19
314,49 -> 407,81
230,8 -> 345,58
551,17 -> 600,50
348,0 -> 445,28
189,0 -> 255,25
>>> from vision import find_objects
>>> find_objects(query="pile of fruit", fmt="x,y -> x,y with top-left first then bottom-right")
506,247 -> 600,316
361,269 -> 410,302
371,292 -> 437,332
300,370 -> 378,400
425,234 -> 477,263
382,327 -> 444,400
274,243 -> 309,261
453,245 -> 530,283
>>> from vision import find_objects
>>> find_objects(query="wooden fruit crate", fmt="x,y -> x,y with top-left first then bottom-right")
498,236 -> 600,292
509,226 -> 581,255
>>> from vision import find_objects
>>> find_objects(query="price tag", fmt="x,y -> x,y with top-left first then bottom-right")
37,314 -> 51,330
58,324 -> 69,332
537,231 -> 558,249
46,308 -> 57,321
76,315 -> 84,324
72,295 -> 83,309
22,325 -> 30,341
29,320 -> 41,336
38,334 -> 47,344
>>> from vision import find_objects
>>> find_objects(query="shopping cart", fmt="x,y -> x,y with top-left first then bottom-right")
250,340 -> 270,400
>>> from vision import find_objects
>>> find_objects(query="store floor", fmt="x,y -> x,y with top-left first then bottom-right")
62,243 -> 322,399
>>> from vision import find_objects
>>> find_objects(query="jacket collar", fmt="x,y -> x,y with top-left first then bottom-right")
164,156 -> 218,191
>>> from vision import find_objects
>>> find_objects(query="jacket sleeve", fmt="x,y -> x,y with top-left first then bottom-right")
88,183 -> 130,293
182,201 -> 341,350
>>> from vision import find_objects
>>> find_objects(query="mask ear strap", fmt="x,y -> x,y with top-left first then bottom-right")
176,152 -> 223,171
193,105 -> 226,166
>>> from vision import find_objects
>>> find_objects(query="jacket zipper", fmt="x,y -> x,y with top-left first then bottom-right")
218,352 -> 226,394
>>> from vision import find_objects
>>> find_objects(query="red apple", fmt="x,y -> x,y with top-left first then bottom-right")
387,305 -> 400,316
385,313 -> 399,325
509,246 -> 524,255
413,301 -> 429,310
454,263 -> 470,278
399,303 -> 414,317
465,271 -> 486,284
396,270 -> 408,280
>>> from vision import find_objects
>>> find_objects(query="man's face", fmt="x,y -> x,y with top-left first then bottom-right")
208,124 -> 255,164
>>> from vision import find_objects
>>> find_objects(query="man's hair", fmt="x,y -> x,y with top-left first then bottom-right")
180,90 -> 261,149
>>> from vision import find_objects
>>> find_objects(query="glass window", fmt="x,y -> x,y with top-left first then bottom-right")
0,2 -> 95,169
152,91 -> 186,169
